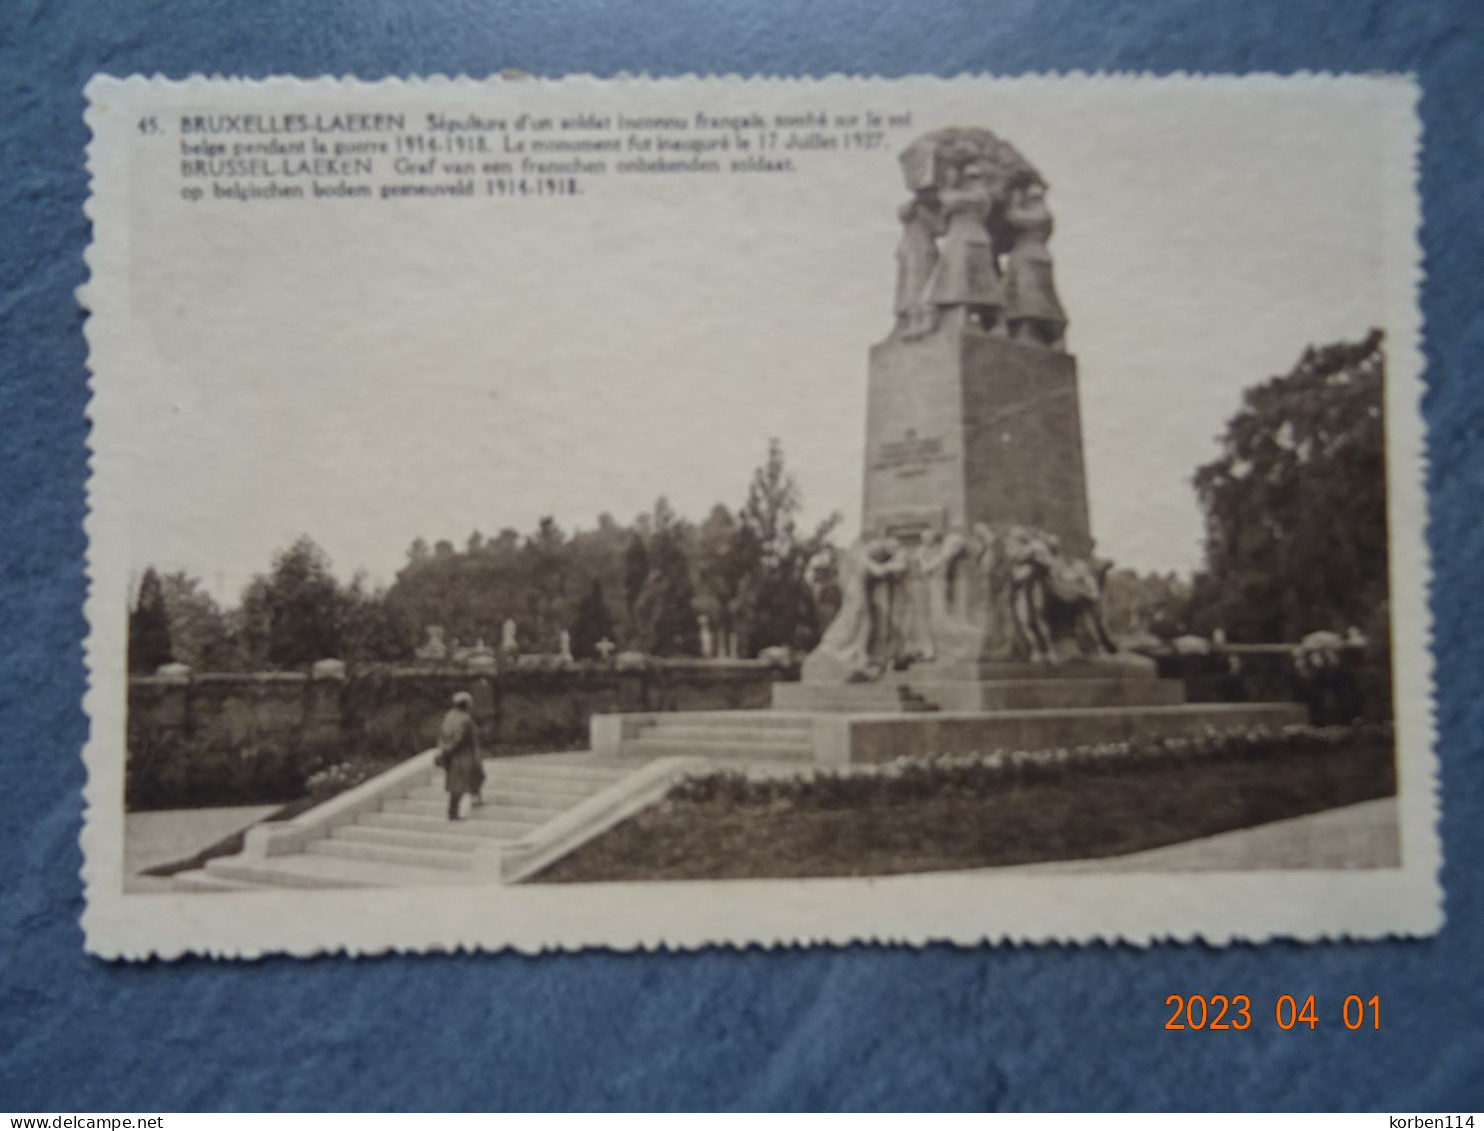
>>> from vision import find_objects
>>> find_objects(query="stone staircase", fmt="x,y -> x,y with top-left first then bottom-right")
173,753 -> 629,891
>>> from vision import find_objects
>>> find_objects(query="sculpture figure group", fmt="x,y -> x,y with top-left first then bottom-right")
807,522 -> 1115,683
892,128 -> 1067,349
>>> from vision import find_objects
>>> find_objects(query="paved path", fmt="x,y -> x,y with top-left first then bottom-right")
1025,798 -> 1400,874
124,805 -> 280,892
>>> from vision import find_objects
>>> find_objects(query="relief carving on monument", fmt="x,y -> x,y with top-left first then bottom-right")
892,127 -> 1068,349
803,523 -> 1118,682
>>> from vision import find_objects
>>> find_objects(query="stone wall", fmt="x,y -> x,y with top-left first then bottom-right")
129,661 -> 778,762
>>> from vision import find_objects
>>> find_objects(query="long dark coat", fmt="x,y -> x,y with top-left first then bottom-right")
437,707 -> 486,797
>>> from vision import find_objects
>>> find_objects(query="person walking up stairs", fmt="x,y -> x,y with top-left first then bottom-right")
436,691 -> 485,821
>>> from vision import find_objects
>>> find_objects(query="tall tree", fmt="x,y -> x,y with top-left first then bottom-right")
157,570 -> 235,670
1190,329 -> 1388,642
522,516 -> 570,650
242,536 -> 346,668
694,504 -> 745,656
633,498 -> 700,656
623,534 -> 649,618
340,573 -> 415,662
567,512 -> 637,646
733,439 -> 841,655
570,579 -> 616,660
128,568 -> 174,674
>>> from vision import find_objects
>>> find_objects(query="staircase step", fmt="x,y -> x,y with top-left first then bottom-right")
480,768 -> 627,790
412,781 -> 597,804
385,798 -> 570,822
308,838 -> 477,871
634,725 -> 814,746
359,810 -> 541,839
641,712 -> 812,732
203,854 -> 411,889
622,739 -> 815,763
482,761 -> 628,783
171,868 -> 260,892
333,824 -> 484,852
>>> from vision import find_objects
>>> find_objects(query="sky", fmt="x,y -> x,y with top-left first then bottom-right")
116,77 -> 1400,603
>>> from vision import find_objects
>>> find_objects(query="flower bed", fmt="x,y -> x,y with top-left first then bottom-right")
535,723 -> 1397,883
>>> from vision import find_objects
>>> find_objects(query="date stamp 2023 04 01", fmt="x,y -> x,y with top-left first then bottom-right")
80,74 -> 1438,959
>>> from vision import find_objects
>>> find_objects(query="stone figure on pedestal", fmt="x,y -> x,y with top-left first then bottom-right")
913,527 -> 982,662
890,127 -> 1067,351
1003,182 -> 1067,350
806,537 -> 915,682
924,162 -> 1005,334
894,196 -> 945,338
416,625 -> 449,662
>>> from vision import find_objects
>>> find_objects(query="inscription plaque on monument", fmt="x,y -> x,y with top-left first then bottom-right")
864,331 -> 1092,557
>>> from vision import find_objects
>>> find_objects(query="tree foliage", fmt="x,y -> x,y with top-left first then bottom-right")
623,534 -> 649,618
570,579 -> 616,660
732,439 -> 841,654
157,570 -> 235,670
131,442 -> 844,671
128,568 -> 174,674
632,499 -> 701,656
1100,569 -> 1192,643
240,536 -> 347,668
1190,329 -> 1388,642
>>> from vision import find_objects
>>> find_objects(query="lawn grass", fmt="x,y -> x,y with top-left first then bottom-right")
535,732 -> 1396,883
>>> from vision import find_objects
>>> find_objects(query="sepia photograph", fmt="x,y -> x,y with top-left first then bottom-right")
80,74 -> 1435,955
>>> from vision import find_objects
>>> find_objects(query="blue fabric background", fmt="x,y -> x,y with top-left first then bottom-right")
2,0 -> 1481,1111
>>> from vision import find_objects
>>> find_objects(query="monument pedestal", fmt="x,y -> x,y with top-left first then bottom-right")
862,325 -> 1092,554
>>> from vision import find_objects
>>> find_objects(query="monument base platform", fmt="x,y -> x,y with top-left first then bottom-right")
773,675 -> 1185,714
593,652 -> 1305,766
592,702 -> 1308,766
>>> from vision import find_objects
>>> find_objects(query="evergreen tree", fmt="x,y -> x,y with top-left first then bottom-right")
695,504 -> 745,657
158,571 -> 235,670
733,439 -> 841,655
1190,329 -> 1388,642
241,536 -> 345,668
128,567 -> 174,674
340,573 -> 415,662
570,579 -> 616,660
633,500 -> 700,656
522,516 -> 569,650
623,534 -> 649,617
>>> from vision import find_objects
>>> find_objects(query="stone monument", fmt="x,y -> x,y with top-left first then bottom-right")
804,126 -> 1106,683
593,128 -> 1305,765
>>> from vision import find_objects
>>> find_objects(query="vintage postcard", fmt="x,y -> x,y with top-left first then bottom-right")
80,74 -> 1438,958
